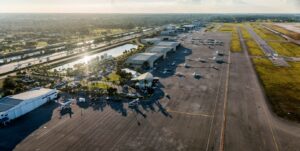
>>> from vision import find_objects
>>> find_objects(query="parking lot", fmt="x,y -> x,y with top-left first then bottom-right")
0,31 -> 231,151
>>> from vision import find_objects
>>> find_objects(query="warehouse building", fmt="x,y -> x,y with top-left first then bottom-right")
141,38 -> 161,45
156,41 -> 180,51
126,53 -> 164,69
183,25 -> 196,31
146,46 -> 173,59
0,88 -> 58,124
160,30 -> 176,36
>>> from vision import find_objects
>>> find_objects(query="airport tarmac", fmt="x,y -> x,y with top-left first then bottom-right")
1,31 -> 300,151
0,32 -> 229,151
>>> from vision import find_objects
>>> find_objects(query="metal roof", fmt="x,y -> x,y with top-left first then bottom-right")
0,88 -> 56,112
147,46 -> 173,54
126,53 -> 163,64
0,97 -> 23,112
156,41 -> 180,48
11,88 -> 54,100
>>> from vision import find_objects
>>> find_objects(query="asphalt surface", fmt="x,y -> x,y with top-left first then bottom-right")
1,31 -> 300,151
225,29 -> 300,151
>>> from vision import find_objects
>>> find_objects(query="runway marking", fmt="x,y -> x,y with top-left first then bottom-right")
219,30 -> 232,151
262,105 -> 280,151
243,26 -> 280,151
166,109 -> 212,117
205,42 -> 227,151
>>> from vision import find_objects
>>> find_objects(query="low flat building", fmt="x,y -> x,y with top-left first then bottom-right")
0,88 -> 58,124
126,53 -> 163,69
183,25 -> 196,31
132,72 -> 154,89
121,68 -> 140,78
146,46 -> 173,59
141,38 -> 161,45
160,30 -> 177,36
156,41 -> 180,51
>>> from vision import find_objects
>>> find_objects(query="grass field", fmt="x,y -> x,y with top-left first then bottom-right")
89,82 -> 111,90
268,42 -> 300,57
218,24 -> 242,52
250,23 -> 300,57
36,41 -> 48,48
107,72 -> 121,84
246,40 -> 265,56
253,58 -> 300,121
240,26 -> 264,56
251,24 -> 285,41
266,24 -> 300,40
92,28 -> 125,36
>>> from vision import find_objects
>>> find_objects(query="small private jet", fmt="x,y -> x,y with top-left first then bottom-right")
184,63 -> 190,68
175,72 -> 185,77
192,72 -> 201,79
57,99 -> 75,110
128,98 -> 139,107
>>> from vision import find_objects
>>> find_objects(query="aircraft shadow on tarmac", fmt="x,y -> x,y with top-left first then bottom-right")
74,86 -> 170,119
0,102 -> 58,151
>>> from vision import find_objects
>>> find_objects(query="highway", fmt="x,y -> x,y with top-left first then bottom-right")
0,29 -> 156,78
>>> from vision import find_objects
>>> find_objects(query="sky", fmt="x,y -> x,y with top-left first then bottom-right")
0,0 -> 299,13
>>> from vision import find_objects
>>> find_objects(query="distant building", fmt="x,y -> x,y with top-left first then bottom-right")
164,24 -> 177,30
192,20 -> 202,27
160,30 -> 177,36
126,53 -> 164,69
0,88 -> 58,124
141,38 -> 161,45
183,25 -> 196,31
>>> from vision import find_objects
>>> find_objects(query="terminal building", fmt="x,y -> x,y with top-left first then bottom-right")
126,53 -> 164,69
0,88 -> 58,124
183,25 -> 196,31
156,41 -> 181,51
146,46 -> 173,59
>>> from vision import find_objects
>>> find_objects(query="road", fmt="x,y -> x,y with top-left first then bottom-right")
0,29 -> 156,77
246,26 -> 289,67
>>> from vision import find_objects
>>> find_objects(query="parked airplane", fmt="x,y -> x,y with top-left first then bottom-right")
57,99 -> 75,110
208,56 -> 217,61
192,72 -> 201,79
184,63 -> 190,68
175,72 -> 185,77
129,98 -> 139,107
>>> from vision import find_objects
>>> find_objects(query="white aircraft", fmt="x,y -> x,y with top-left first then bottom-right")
171,61 -> 176,66
208,56 -> 217,61
128,98 -> 139,107
192,72 -> 201,78
197,58 -> 207,63
184,63 -> 190,68
57,99 -> 75,110
175,72 -> 184,77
